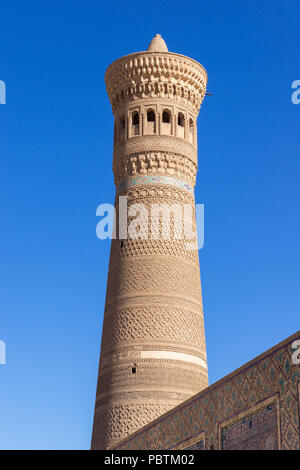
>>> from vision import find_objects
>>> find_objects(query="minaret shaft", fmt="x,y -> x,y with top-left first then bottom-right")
92,36 -> 208,449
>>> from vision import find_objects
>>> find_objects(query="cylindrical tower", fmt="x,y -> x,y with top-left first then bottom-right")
91,34 -> 208,450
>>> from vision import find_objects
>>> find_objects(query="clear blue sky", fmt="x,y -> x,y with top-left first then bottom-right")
0,0 -> 299,450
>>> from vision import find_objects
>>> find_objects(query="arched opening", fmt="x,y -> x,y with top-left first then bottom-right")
161,109 -> 171,135
177,112 -> 185,138
162,110 -> 170,123
147,110 -> 155,122
178,112 -> 184,127
189,118 -> 194,144
132,111 -> 139,136
132,112 -> 139,125
145,109 -> 156,134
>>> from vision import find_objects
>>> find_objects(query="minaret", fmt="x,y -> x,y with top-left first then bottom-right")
91,34 -> 208,449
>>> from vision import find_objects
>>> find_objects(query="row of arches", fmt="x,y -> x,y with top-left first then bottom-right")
132,109 -> 187,125
116,109 -> 195,144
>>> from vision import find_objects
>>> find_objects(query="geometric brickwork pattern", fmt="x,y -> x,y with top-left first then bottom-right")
91,35 -> 208,449
122,184 -> 195,206
92,402 -> 177,451
109,191 -> 200,266
105,258 -> 203,303
100,306 -> 206,354
109,238 -> 200,265
113,151 -> 197,187
114,135 -> 198,168
114,331 -> 300,450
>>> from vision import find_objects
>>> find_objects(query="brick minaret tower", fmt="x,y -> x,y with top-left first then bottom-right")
91,34 -> 208,449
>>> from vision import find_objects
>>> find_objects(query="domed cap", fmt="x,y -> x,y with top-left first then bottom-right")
147,34 -> 168,52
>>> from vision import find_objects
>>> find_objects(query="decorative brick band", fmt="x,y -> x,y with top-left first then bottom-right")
114,134 -> 198,166
117,174 -> 194,194
140,350 -> 207,369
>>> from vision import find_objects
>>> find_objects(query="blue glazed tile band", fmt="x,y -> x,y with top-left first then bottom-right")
117,175 -> 194,194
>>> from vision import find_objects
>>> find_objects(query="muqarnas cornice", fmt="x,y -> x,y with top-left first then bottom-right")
105,52 -> 207,115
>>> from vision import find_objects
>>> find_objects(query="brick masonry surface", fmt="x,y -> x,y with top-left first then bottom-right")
114,331 -> 300,450
91,35 -> 209,450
